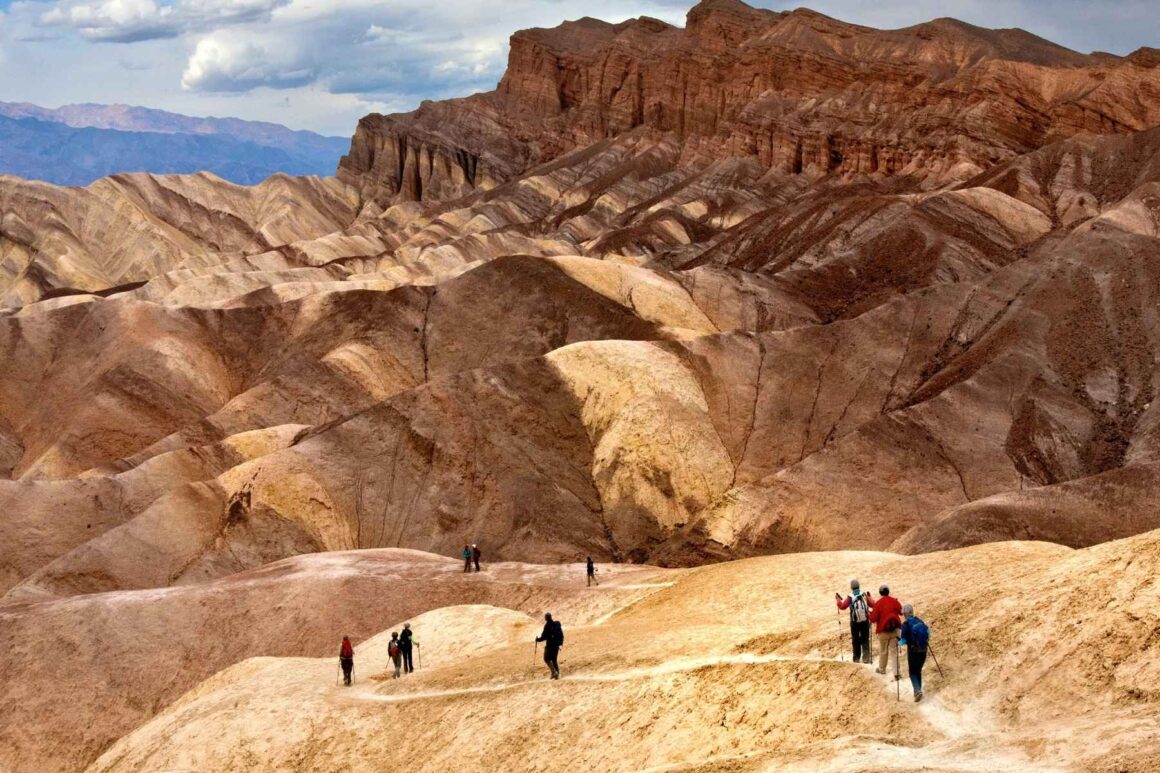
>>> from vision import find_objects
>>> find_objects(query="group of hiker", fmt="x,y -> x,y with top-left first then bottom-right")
457,545 -> 601,591
337,614 -> 565,683
337,622 -> 419,686
338,568 -> 934,700
461,544 -> 482,572
835,579 -> 933,702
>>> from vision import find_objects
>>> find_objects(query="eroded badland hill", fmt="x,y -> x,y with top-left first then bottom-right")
1,1 -> 1159,770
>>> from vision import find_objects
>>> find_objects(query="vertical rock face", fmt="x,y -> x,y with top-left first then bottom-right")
339,0 -> 1160,207
338,113 -> 503,214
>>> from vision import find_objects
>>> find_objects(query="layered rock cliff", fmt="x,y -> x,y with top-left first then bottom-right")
339,0 -> 1160,207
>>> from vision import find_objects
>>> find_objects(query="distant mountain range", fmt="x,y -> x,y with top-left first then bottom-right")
0,102 -> 350,186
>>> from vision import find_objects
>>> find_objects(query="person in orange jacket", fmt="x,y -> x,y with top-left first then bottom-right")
869,585 -> 903,677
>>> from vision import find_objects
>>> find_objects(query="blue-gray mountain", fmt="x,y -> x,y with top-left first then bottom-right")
0,102 -> 350,186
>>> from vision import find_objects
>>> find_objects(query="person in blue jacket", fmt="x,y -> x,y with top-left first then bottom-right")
898,603 -> 930,702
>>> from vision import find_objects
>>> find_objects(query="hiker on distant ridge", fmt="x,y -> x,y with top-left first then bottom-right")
388,632 -> 403,679
869,584 -> 903,677
899,604 -> 930,702
400,623 -> 418,674
587,556 -> 598,587
339,635 -> 354,686
835,579 -> 873,664
472,543 -> 481,572
535,613 -> 565,680
462,544 -> 472,573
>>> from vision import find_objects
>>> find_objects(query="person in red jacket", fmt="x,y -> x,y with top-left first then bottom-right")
339,635 -> 354,686
869,585 -> 903,677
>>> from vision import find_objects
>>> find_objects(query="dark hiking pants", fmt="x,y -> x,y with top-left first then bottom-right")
850,620 -> 871,663
544,645 -> 560,678
402,648 -> 414,673
340,656 -> 353,685
907,647 -> 927,694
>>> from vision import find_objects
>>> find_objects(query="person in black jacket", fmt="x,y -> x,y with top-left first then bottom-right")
535,613 -> 564,680
399,623 -> 417,674
586,556 -> 598,587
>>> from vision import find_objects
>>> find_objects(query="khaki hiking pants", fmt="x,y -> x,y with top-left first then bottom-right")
877,631 -> 900,674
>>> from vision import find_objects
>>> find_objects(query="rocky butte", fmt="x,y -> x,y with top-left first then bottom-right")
0,1 -> 1158,771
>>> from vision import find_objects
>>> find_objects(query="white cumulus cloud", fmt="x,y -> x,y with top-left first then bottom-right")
39,0 -> 288,42
181,31 -> 312,90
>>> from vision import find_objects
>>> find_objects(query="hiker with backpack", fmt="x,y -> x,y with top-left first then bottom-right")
472,544 -> 481,572
835,579 -> 873,664
587,556 -> 598,587
535,613 -> 565,680
400,622 -> 418,674
869,585 -> 903,677
339,635 -> 354,686
899,604 -> 930,702
388,632 -> 403,679
462,544 -> 472,573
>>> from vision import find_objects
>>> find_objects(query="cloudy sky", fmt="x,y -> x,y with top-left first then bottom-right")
0,0 -> 1155,137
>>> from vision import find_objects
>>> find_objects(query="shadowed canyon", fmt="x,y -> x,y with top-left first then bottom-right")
2,1 -> 1159,770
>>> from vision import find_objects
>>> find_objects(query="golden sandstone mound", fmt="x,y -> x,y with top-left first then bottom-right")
1,0 -> 1160,770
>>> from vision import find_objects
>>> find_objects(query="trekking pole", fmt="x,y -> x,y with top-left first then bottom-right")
418,646 -> 422,670
836,609 -> 844,661
929,642 -> 945,678
336,662 -> 341,687
894,638 -> 901,702
534,640 -> 539,668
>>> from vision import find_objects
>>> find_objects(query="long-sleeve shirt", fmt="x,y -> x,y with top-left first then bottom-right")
536,621 -> 564,647
836,592 -> 873,611
869,595 -> 903,634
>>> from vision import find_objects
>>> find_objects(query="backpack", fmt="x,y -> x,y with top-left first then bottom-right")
340,640 -> 353,658
388,640 -> 400,658
908,619 -> 930,651
550,621 -> 564,646
850,594 -> 869,624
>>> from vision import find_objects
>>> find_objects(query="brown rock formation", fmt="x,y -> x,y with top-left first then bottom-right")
340,0 -> 1160,207
1,2 -> 1160,769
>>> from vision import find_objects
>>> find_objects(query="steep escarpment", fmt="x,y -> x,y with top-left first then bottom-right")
340,0 -> 1160,207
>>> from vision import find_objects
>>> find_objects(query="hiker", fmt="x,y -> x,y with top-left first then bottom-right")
869,584 -> 903,677
535,613 -> 565,680
586,556 -> 598,587
339,635 -> 354,686
400,622 -> 418,674
899,604 -> 930,702
388,632 -> 403,679
835,579 -> 873,664
462,544 -> 472,573
472,544 -> 481,572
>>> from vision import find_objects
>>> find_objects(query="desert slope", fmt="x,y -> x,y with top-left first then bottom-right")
89,530 -> 1160,772
0,551 -> 667,772
1,2 -> 1160,769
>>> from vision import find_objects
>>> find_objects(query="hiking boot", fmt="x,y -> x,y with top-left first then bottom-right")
915,691 -> 924,703
875,668 -> 885,675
